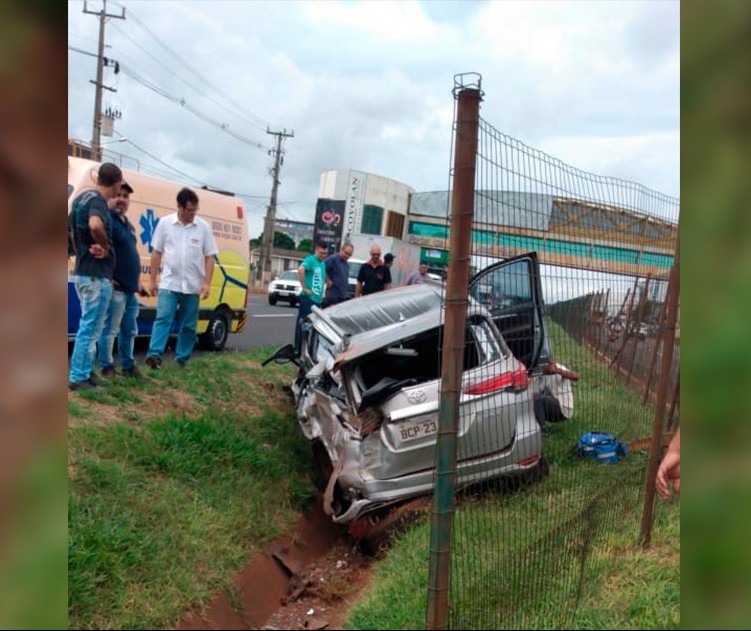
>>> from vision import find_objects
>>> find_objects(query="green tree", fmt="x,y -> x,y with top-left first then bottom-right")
249,233 -> 262,249
296,238 -> 312,253
273,231 -> 295,250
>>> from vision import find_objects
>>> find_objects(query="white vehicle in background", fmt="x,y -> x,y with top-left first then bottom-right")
346,258 -> 367,298
268,270 -> 302,306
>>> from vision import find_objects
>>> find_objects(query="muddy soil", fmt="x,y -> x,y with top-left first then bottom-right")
176,505 -> 374,630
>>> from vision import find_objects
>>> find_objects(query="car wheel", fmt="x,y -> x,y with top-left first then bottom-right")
200,311 -> 229,351
268,293 -> 278,306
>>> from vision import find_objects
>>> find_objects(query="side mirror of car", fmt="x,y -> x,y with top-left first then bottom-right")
262,343 -> 300,367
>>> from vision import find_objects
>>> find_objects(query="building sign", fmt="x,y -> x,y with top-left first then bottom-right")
313,199 -> 345,252
343,171 -> 366,241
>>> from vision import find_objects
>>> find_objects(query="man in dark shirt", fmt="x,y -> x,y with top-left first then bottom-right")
97,180 -> 146,378
324,241 -> 354,307
68,162 -> 123,390
355,244 -> 392,297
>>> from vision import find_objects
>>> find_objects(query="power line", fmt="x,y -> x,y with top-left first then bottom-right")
117,3 -> 273,132
109,21 -> 270,136
235,192 -> 271,199
68,44 -> 98,58
119,137 -> 207,186
118,65 -> 268,151
72,36 -> 269,150
72,17 -> 273,152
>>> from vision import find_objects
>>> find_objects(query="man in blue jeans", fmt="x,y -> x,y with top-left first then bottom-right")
145,188 -> 218,369
295,241 -> 328,353
97,180 -> 146,378
68,162 -> 123,390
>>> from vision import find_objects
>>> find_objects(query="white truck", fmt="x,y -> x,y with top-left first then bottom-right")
348,234 -> 423,288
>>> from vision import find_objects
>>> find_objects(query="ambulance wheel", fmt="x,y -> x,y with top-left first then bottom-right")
200,311 -> 229,351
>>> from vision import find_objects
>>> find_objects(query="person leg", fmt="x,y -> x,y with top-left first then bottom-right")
118,292 -> 140,371
146,289 -> 178,362
97,289 -> 127,373
69,276 -> 113,384
175,293 -> 200,364
294,294 -> 314,353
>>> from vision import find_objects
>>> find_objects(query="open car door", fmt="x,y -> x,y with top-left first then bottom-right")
469,252 -> 549,372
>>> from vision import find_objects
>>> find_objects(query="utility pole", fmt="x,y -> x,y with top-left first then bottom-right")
259,128 -> 294,286
84,0 -> 125,159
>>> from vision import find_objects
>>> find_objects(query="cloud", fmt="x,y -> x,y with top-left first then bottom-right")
68,0 -> 679,240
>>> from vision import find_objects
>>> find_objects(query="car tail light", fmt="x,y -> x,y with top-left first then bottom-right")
464,368 -> 528,396
518,455 -> 540,467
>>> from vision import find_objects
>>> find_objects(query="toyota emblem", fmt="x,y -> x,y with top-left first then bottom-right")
407,390 -> 427,404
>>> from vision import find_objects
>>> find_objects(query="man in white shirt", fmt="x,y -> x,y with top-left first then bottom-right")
145,188 -> 218,368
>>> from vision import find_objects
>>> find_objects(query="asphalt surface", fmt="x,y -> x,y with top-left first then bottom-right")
72,292 -> 300,367
225,292 -> 298,353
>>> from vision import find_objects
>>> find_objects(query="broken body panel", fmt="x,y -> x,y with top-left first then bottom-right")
273,252 -> 571,524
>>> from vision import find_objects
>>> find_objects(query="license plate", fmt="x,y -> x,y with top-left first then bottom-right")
397,418 -> 438,442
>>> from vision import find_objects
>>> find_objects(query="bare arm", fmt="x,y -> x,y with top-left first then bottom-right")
298,265 -> 311,296
656,428 -> 680,499
88,215 -> 109,257
355,280 -> 363,298
201,255 -> 215,300
149,250 -> 163,296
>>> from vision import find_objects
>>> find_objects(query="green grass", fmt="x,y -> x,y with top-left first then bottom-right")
346,319 -> 678,629
68,400 -> 91,418
68,348 -> 315,630
572,500 -> 680,630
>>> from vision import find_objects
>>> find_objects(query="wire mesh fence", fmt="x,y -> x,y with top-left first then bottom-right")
426,80 -> 679,629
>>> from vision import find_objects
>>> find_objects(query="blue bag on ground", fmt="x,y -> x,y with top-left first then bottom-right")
577,432 -> 628,463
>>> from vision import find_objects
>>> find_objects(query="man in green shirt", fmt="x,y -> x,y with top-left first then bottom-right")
295,241 -> 328,352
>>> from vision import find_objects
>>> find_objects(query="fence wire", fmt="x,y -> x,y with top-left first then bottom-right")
427,96 -> 679,629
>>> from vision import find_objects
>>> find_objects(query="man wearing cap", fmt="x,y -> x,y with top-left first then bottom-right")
97,180 -> 147,378
68,162 -> 123,390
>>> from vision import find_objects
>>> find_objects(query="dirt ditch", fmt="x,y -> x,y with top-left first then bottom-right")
176,504 -> 374,630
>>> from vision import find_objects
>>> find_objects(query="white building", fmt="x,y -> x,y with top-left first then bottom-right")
314,170 -> 414,250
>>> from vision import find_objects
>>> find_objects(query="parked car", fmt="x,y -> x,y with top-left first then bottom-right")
266,253 -> 572,532
268,269 -> 301,306
346,258 -> 366,298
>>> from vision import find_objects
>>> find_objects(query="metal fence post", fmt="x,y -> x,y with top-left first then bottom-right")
426,75 -> 482,630
641,234 -> 680,546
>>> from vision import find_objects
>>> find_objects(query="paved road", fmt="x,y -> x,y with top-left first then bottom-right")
225,293 -> 298,352
71,293 -> 299,367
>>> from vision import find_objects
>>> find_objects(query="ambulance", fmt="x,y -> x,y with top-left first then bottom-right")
67,157 -> 250,351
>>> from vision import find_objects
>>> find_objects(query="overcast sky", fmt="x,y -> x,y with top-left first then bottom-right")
68,0 -> 679,239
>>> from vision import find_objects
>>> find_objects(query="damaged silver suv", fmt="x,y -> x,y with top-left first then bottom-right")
266,253 -> 574,528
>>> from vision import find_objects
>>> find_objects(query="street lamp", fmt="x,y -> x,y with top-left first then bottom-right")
100,136 -> 127,146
